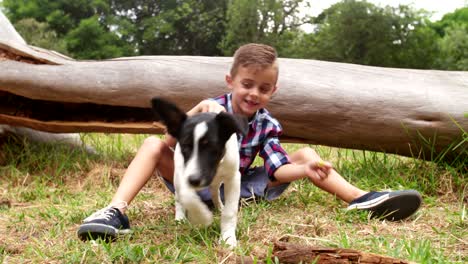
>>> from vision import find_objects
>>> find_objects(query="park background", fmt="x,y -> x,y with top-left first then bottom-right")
0,0 -> 466,263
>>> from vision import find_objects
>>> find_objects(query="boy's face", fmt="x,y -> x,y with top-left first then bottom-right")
226,64 -> 278,117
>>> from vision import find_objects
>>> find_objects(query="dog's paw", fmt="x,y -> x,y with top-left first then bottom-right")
219,233 -> 237,249
175,204 -> 186,221
175,213 -> 186,222
187,208 -> 213,226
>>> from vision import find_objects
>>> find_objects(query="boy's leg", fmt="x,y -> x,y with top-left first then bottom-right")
110,136 -> 175,213
285,147 -> 422,221
78,136 -> 175,240
286,147 -> 366,203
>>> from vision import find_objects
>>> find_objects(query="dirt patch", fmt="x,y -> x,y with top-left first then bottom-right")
72,163 -> 127,191
0,218 -> 26,255
0,199 -> 11,209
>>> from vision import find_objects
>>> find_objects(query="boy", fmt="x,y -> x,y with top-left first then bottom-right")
78,43 -> 422,240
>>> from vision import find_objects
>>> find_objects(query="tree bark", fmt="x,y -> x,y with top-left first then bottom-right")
0,10 -> 466,161
0,9 -> 92,152
272,241 -> 415,264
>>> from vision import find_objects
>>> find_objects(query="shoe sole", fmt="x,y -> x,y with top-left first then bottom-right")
347,190 -> 422,221
77,223 -> 131,241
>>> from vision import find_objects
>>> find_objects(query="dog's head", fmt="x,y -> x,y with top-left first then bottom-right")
151,97 -> 248,188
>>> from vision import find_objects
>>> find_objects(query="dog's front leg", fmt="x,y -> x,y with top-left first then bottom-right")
210,179 -> 224,212
176,181 -> 213,225
219,171 -> 241,248
174,191 -> 186,221
173,146 -> 188,222
174,170 -> 186,221
182,190 -> 213,226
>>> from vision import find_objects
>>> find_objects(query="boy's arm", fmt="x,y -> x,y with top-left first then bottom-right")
273,161 -> 332,183
187,99 -> 225,115
258,127 -> 332,183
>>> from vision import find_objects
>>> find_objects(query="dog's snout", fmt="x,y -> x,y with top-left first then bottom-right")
188,175 -> 202,187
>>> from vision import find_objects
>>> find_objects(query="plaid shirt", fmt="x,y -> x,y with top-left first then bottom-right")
213,93 -> 290,180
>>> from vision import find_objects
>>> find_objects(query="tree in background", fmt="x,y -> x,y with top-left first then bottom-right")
2,0 -> 133,59
2,0 -> 465,71
220,0 -> 309,56
2,0 -> 97,36
431,7 -> 468,70
307,0 -> 393,65
2,0 -> 228,58
65,16 -> 133,59
389,4 -> 439,69
431,7 -> 468,37
437,23 -> 468,70
305,0 -> 438,69
107,0 -> 228,55
13,18 -> 68,54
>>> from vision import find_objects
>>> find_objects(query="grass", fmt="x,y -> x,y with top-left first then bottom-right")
0,133 -> 466,263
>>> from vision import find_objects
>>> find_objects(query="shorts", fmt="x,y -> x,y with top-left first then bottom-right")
161,166 -> 290,204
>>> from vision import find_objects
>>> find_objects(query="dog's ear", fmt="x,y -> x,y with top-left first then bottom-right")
215,112 -> 249,142
151,97 -> 187,139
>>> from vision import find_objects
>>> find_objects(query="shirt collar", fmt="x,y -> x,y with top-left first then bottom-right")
226,93 -> 259,128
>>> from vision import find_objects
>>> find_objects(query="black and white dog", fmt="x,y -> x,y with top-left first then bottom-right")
151,98 -> 248,248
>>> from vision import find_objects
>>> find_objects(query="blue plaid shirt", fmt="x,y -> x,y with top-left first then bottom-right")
213,93 -> 290,180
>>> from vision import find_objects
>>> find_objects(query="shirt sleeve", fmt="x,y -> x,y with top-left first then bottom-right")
210,94 -> 227,110
259,127 -> 290,181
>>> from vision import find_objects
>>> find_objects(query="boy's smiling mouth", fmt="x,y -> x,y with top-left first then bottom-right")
242,100 -> 260,113
244,99 -> 259,107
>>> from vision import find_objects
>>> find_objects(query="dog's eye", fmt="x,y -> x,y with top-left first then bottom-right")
199,138 -> 209,146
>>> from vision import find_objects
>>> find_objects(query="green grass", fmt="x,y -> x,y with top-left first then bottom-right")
0,134 -> 466,263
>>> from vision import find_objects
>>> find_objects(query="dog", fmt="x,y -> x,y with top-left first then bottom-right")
151,97 -> 248,248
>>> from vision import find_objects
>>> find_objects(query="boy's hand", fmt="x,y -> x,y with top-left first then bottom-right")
188,100 -> 225,116
304,160 -> 332,181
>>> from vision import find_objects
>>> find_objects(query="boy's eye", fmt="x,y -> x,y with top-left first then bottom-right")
260,86 -> 271,93
242,82 -> 253,88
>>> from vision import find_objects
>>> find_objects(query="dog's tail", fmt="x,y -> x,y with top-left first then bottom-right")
181,194 -> 213,226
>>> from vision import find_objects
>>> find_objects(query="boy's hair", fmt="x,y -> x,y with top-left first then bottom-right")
230,43 -> 278,79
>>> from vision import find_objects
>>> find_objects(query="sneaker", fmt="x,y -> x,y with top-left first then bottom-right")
347,190 -> 422,221
77,206 -> 131,241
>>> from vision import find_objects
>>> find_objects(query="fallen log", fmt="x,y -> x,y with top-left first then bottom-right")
0,11 -> 466,161
0,9 -> 91,151
272,241 -> 414,264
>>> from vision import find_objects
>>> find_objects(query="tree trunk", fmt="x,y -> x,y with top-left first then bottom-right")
0,10 -> 466,161
0,9 -> 93,152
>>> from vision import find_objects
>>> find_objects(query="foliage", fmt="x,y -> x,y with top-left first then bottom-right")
220,0 -> 309,56
2,0 -> 132,59
2,0 -> 228,57
1,0 -> 466,69
13,18 -> 68,54
2,0 -> 101,36
431,7 -> 468,70
431,7 -> 468,37
65,16 -> 133,59
106,0 -> 228,55
437,23 -> 468,70
304,0 -> 439,69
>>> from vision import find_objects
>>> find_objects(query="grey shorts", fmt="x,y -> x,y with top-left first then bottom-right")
161,166 -> 290,204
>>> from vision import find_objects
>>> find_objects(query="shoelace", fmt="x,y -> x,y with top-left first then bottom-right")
83,201 -> 128,222
83,206 -> 116,222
